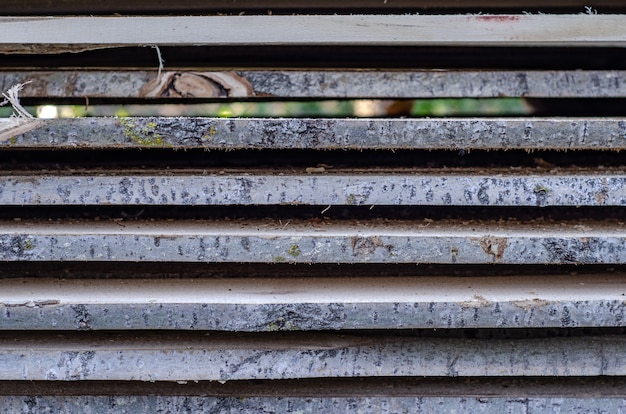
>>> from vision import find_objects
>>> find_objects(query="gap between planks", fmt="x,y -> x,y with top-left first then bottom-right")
4,0 -> 626,14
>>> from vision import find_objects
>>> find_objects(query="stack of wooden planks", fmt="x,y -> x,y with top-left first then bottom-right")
1,2 -> 626,411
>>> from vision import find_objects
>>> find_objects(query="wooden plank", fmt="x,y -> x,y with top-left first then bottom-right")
3,117 -> 625,150
1,15 -> 625,54
1,171 -> 625,207
1,395 -> 625,412
2,275 -> 625,330
5,70 -> 626,99
0,219 -> 625,264
1,332 -> 625,380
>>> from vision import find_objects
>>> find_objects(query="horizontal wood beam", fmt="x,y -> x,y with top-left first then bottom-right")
5,70 -> 626,99
1,332 -> 625,380
0,395 -> 623,412
1,171 -> 624,207
3,117 -> 626,150
2,275 -> 625,330
0,219 -> 625,264
1,15 -> 625,54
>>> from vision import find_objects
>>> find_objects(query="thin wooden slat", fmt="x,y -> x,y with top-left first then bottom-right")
5,70 -> 626,99
1,332 -> 624,380
1,395 -> 624,413
1,171 -> 625,207
0,219 -> 625,264
1,15 -> 625,54
2,117 -> 626,150
1,275 -> 625,330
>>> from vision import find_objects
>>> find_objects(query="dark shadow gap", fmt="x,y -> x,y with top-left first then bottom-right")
3,149 -> 625,170
0,262 -> 624,279
3,0 -> 626,15
4,46 -> 626,70
0,205 -> 624,221
1,377 -> 626,397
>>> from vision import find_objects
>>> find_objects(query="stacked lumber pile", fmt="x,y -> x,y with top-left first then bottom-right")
1,1 -> 626,411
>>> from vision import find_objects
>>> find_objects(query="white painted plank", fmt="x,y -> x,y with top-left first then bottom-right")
1,15 -> 625,53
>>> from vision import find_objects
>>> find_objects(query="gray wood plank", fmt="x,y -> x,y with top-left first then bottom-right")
0,219 -> 625,264
1,275 -> 625,330
1,332 -> 624,380
1,395 -> 625,413
5,70 -> 626,99
1,171 -> 624,207
2,117 -> 625,150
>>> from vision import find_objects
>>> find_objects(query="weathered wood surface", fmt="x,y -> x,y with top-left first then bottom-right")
2,275 -> 625,330
3,378 -> 626,412
1,395 -> 625,413
1,332 -> 625,380
0,219 -> 625,264
1,15 -> 625,54
5,70 -> 626,99
1,171 -> 624,207
3,117 -> 626,149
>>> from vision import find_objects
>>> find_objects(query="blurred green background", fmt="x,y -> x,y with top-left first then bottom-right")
1,98 -> 531,119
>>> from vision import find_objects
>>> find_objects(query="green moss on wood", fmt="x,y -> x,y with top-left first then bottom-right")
288,244 -> 301,257
119,117 -> 168,147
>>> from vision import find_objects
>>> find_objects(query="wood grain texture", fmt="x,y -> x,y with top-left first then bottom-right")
1,15 -> 625,54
